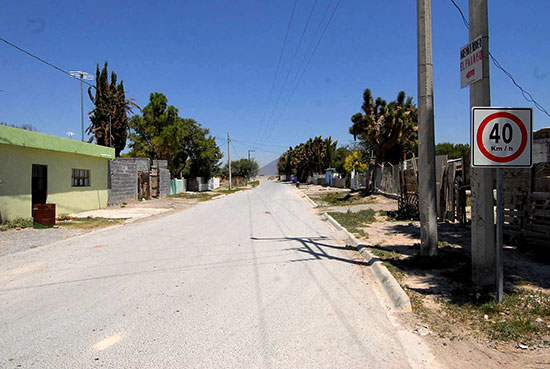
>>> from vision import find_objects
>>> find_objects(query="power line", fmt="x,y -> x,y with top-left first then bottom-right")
232,138 -> 288,148
260,0 -> 319,142
488,53 -> 550,119
232,142 -> 243,159
267,0 -> 336,139
449,0 -> 469,28
255,0 -> 298,142
232,141 -> 282,155
449,0 -> 550,119
0,36 -> 95,88
266,0 -> 332,141
263,0 -> 341,142
218,137 -> 286,153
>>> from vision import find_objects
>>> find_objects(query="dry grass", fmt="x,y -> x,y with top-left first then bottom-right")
57,217 -> 126,229
0,218 -> 34,231
310,193 -> 375,207
168,192 -> 215,201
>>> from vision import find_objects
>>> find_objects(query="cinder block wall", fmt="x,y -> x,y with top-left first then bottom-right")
152,160 -> 167,169
159,168 -> 170,198
133,158 -> 151,172
108,159 -> 138,205
152,160 -> 170,198
533,139 -> 550,164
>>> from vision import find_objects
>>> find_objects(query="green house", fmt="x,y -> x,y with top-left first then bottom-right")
0,125 -> 114,222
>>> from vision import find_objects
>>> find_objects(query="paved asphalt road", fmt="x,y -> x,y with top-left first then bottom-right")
0,181 -> 439,369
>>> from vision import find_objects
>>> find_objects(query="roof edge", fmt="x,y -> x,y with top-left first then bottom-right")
0,125 -> 114,159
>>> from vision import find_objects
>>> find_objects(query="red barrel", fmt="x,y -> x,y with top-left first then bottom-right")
33,204 -> 56,227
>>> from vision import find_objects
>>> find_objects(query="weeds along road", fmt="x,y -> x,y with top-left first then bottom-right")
0,180 -> 439,369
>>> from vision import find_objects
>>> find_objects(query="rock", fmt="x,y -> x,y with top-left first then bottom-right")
414,326 -> 431,336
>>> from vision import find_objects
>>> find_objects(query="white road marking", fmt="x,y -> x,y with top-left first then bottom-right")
92,333 -> 123,351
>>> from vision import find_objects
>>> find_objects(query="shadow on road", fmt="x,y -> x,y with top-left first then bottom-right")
251,236 -> 370,267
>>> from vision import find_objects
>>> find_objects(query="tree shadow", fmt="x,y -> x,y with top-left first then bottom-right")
368,221 -> 550,305
251,236 -> 370,267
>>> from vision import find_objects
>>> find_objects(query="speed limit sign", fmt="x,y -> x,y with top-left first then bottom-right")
471,107 -> 532,167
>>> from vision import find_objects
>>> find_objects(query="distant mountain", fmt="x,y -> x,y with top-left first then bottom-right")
259,158 -> 279,175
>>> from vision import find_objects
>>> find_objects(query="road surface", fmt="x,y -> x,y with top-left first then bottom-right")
0,181 -> 439,368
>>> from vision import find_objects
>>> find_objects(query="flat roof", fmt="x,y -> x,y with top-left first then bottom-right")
0,125 -> 114,159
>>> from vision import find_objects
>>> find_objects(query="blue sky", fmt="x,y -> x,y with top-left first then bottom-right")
1,0 -> 549,166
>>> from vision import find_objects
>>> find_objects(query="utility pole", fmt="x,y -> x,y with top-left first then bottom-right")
417,0 -> 438,256
228,132 -> 232,190
470,0 -> 495,286
248,150 -> 255,161
69,71 -> 94,142
80,73 -> 84,141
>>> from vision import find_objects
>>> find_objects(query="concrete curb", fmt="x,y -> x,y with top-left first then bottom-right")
300,192 -> 318,208
323,212 -> 412,313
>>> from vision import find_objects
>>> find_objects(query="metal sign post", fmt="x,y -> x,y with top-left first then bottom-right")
496,168 -> 503,302
471,107 -> 533,302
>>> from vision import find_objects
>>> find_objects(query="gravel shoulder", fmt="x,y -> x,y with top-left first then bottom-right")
0,196 -> 199,258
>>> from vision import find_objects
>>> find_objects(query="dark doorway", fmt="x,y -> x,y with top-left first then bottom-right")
32,164 -> 48,213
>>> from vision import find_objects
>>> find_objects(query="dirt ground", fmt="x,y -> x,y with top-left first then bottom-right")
301,188 -> 550,369
0,192 -> 221,257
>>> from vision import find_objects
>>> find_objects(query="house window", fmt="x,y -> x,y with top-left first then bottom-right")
72,169 -> 90,187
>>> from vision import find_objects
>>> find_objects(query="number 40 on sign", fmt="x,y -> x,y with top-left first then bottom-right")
471,107 -> 532,168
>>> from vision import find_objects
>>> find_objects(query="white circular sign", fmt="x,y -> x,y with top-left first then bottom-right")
471,108 -> 532,167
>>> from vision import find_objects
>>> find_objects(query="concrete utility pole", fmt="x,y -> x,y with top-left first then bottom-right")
228,132 -> 232,190
470,0 -> 495,286
417,0 -> 439,256
248,150 -> 255,161
80,74 -> 85,141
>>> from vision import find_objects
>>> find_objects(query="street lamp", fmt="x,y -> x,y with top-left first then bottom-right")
69,70 -> 94,142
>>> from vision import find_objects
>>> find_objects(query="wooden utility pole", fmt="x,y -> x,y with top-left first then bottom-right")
228,132 -> 232,190
470,0 -> 495,286
417,0 -> 439,256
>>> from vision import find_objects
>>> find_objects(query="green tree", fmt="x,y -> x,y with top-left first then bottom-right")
349,89 -> 418,165
277,136 -> 338,182
435,142 -> 470,159
223,159 -> 259,180
344,151 -> 367,173
128,93 -> 222,178
334,146 -> 352,176
349,89 -> 418,192
183,124 -> 223,179
277,151 -> 292,176
88,62 -> 136,157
